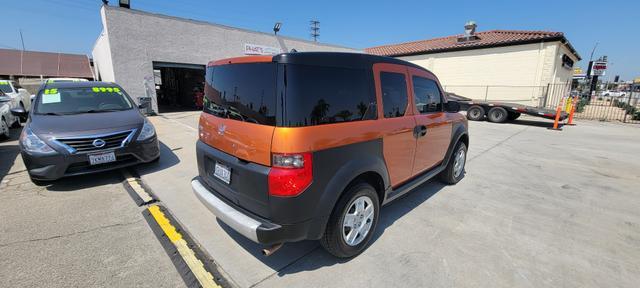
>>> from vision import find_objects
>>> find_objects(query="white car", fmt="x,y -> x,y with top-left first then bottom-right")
0,79 -> 31,122
601,90 -> 627,98
0,90 -> 20,140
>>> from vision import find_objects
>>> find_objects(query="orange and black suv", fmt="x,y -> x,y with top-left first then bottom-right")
192,52 -> 468,258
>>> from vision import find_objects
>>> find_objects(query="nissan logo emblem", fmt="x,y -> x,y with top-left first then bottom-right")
92,139 -> 106,148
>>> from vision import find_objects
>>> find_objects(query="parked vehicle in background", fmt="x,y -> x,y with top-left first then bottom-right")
0,79 -> 31,122
192,52 -> 468,258
11,81 -> 159,184
1,90 -> 21,140
601,90 -> 626,98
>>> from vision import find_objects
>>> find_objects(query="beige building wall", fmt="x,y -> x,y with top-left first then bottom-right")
399,41 -> 577,105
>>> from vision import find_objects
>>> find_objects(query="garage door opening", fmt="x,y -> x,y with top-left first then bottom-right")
153,62 -> 205,113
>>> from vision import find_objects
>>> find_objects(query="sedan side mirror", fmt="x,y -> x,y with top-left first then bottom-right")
10,107 -> 28,118
445,101 -> 461,113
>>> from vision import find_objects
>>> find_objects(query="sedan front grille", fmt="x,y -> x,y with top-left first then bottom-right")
55,130 -> 136,153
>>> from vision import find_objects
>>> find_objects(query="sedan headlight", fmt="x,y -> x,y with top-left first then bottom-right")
137,118 -> 156,141
20,127 -> 55,154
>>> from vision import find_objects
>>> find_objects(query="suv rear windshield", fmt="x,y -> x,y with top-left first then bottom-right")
204,63 -> 376,127
204,63 -> 277,125
35,86 -> 134,115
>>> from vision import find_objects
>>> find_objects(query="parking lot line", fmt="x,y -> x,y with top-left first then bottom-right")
147,205 -> 221,288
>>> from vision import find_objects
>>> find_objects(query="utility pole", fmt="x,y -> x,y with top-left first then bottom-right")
310,20 -> 320,42
586,42 -> 599,97
19,29 -> 25,51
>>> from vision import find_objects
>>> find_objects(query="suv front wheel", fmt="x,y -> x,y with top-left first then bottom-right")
439,141 -> 467,184
321,182 -> 380,258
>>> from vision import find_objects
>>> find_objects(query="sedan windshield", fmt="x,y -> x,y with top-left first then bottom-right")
0,81 -> 13,93
35,86 -> 133,115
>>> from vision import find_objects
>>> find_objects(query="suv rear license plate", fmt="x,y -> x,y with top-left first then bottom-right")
213,162 -> 231,184
89,152 -> 116,165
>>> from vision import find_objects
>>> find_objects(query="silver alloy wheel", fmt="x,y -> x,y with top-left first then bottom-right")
342,195 -> 375,246
453,147 -> 466,178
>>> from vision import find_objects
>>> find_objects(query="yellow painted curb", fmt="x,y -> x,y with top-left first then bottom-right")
148,205 -> 220,288
122,171 -> 154,203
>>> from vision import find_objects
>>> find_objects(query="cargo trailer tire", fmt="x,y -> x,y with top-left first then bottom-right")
488,107 -> 508,123
466,105 -> 485,121
321,182 -> 380,258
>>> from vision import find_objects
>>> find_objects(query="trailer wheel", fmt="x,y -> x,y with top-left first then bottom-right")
507,112 -> 521,121
466,106 -> 485,121
487,107 -> 508,123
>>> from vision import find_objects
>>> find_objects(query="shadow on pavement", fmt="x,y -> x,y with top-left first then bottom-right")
45,170 -> 124,192
0,127 -> 23,183
218,178 -> 448,276
134,141 -> 181,176
509,119 -> 560,128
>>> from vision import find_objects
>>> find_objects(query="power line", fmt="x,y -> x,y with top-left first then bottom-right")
310,20 -> 320,42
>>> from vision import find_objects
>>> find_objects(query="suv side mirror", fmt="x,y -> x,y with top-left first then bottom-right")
138,102 -> 149,109
445,101 -> 460,113
10,107 -> 28,118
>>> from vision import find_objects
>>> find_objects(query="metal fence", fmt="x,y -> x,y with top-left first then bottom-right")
444,82 -> 640,124
572,92 -> 640,124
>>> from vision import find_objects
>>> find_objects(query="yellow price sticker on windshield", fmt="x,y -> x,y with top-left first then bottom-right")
91,86 -> 122,94
0,80 -> 9,84
44,88 -> 58,94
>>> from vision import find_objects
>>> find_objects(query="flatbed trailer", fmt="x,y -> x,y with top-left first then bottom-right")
447,94 -> 568,123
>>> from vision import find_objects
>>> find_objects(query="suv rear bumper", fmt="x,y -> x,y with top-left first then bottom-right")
192,177 -> 320,245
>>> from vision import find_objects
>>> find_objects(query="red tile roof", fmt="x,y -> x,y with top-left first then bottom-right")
365,30 -> 580,60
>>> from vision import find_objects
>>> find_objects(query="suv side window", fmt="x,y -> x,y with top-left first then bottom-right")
412,76 -> 442,114
280,65 -> 376,127
380,72 -> 408,118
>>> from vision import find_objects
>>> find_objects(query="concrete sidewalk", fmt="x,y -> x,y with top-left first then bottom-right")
140,112 -> 640,288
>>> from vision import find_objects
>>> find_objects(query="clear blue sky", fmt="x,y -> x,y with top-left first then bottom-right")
4,0 -> 638,80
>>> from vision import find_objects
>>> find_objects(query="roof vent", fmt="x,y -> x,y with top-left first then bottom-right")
458,21 -> 480,43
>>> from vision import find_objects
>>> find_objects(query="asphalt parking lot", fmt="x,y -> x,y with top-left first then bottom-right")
0,128 -> 184,287
140,112 -> 640,288
2,113 -> 639,288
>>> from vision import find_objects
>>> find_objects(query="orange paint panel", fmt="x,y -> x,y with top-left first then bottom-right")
271,120 -> 384,153
208,56 -> 273,67
199,113 -> 274,166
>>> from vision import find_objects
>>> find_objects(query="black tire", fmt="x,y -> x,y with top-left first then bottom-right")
0,118 -> 10,140
507,112 -> 521,121
438,142 -> 467,185
320,182 -> 380,258
487,107 -> 508,123
466,105 -> 485,121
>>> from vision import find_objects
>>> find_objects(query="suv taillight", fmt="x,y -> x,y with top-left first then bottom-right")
268,153 -> 313,197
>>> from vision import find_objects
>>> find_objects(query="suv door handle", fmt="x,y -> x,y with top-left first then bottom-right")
413,125 -> 427,138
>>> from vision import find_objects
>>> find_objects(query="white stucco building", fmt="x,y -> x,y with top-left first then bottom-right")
92,5 -> 357,113
366,23 -> 581,106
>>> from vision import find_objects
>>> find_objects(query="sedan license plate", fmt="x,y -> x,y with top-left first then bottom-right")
213,162 -> 231,184
88,152 -> 116,165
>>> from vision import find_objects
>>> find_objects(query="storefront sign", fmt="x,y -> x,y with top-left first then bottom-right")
591,61 -> 607,76
243,44 -> 282,55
